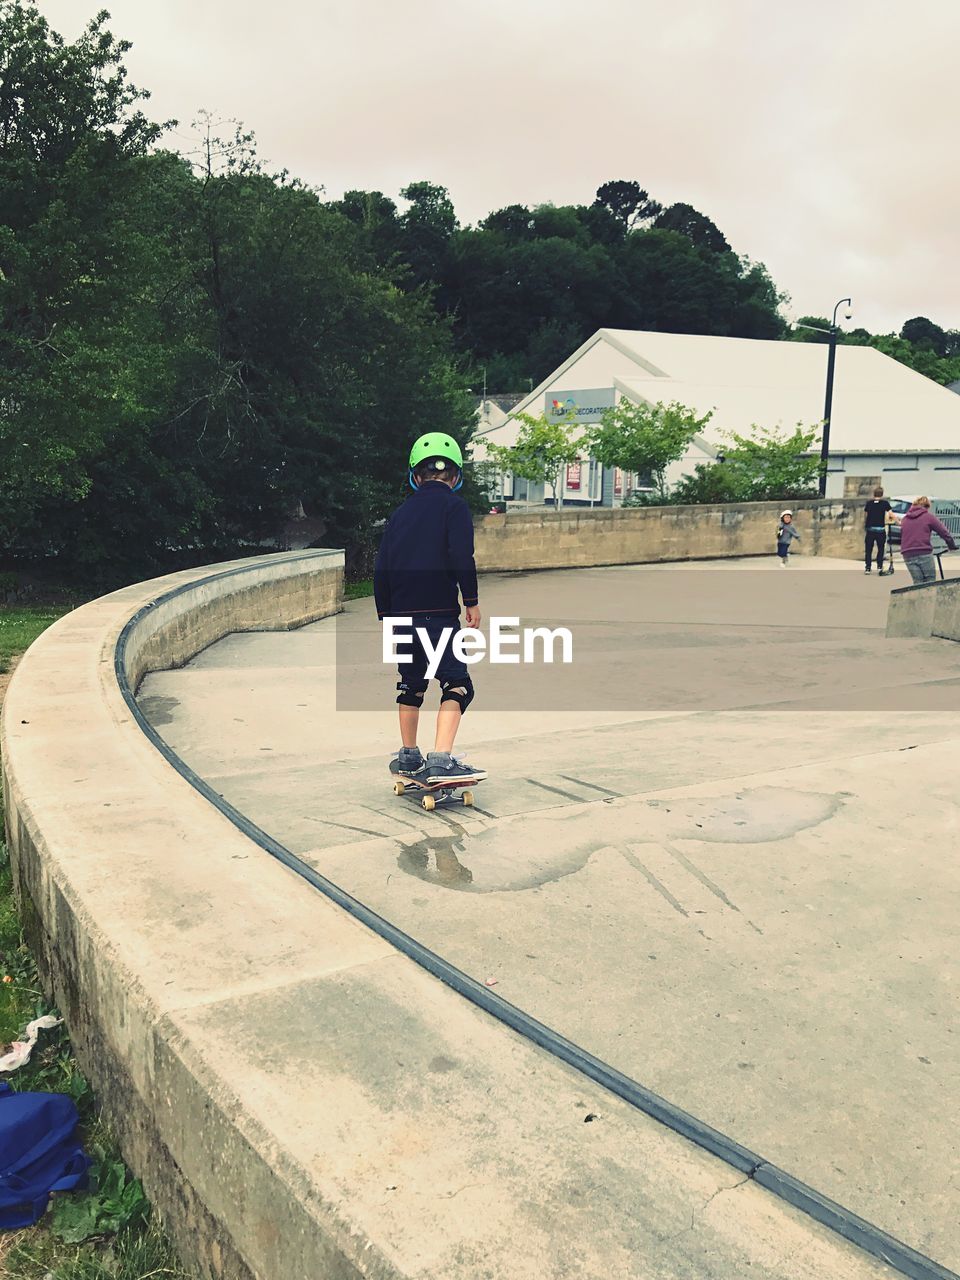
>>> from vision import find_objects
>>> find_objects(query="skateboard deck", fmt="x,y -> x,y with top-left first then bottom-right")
389,762 -> 482,811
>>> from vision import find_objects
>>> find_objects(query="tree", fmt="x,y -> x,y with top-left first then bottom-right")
788,316 -> 960,385
0,1 -> 168,541
485,413 -> 580,509
0,10 -> 476,579
900,316 -> 947,357
653,203 -> 730,254
141,139 -> 475,561
607,230 -> 785,339
671,424 -> 820,504
788,316 -> 833,343
594,180 -> 662,231
480,204 -> 533,239
586,400 -> 713,499
444,221 -> 615,384
398,180 -> 458,292
867,333 -> 960,386
331,188 -> 402,264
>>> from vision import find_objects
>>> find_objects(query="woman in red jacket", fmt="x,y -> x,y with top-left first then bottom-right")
899,496 -> 958,584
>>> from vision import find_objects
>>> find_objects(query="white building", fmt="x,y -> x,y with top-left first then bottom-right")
475,329 -> 960,503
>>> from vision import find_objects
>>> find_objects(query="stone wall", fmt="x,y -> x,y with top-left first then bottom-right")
474,499 -> 860,573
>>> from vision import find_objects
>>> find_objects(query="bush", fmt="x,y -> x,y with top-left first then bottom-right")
671,424 -> 821,505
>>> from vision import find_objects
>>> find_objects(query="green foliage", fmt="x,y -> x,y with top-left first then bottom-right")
587,400 -> 713,499
51,1151 -> 149,1243
900,315 -> 960,358
0,853 -> 30,1043
398,180 -> 458,292
0,1 -> 169,537
653,202 -> 730,254
0,606 -> 69,672
485,412 -> 580,507
436,205 -> 787,388
593,179 -> 661,230
671,424 -> 821,505
863,333 -> 960,386
789,315 -> 960,385
0,8 -> 474,581
3,1217 -> 189,1279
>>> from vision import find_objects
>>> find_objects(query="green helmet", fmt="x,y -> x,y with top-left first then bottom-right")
409,432 -> 463,471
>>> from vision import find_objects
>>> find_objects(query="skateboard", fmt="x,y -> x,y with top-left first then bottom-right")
389,762 -> 481,811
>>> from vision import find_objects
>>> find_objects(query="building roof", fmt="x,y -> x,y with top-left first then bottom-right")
491,329 -> 960,454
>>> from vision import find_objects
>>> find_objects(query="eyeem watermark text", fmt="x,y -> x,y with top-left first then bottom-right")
383,617 -> 574,678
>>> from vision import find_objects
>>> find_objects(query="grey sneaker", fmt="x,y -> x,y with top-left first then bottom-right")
424,752 -> 487,784
390,747 -> 425,777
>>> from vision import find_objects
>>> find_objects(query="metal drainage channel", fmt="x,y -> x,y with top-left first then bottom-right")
115,564 -> 957,1280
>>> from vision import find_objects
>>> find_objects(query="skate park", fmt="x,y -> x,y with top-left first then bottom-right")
4,503 -> 960,1280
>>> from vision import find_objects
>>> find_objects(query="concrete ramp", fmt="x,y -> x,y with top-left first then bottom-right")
141,560 -> 960,1278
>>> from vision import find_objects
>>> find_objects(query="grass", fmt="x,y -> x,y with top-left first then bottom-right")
0,607 -> 193,1279
0,606 -> 71,674
0,1217 -> 188,1279
343,577 -> 374,600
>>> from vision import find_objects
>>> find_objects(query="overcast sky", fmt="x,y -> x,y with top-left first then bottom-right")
39,0 -> 960,335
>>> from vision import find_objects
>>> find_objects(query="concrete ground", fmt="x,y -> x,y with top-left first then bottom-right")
140,556 -> 960,1275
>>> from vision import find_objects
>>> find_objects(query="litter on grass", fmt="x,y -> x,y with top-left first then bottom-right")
0,1015 -> 61,1072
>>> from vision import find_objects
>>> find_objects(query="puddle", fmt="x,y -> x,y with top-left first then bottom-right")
138,694 -> 180,727
644,786 -> 844,843
394,788 -> 841,891
396,810 -> 610,893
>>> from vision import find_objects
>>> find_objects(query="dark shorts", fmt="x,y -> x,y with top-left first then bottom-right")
776,542 -> 790,558
395,614 -> 469,687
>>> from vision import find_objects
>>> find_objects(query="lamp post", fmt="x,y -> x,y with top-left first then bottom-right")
818,297 -> 852,497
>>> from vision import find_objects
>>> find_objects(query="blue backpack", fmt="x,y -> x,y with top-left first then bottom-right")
0,1082 -> 91,1229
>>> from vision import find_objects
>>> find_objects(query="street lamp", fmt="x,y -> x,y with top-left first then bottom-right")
818,297 -> 852,497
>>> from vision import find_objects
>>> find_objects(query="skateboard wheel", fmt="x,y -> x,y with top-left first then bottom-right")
462,790 -> 474,807
393,781 -> 405,796
422,794 -> 436,811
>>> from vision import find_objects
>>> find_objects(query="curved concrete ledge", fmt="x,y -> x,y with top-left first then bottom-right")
0,551 -> 923,1280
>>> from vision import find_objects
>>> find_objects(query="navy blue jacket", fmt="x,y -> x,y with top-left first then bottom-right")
374,481 -> 479,619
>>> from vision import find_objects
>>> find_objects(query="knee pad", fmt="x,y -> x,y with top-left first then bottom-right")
440,675 -> 475,713
396,679 -> 429,708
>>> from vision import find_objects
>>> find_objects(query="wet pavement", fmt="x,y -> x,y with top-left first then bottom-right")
139,557 -> 960,1274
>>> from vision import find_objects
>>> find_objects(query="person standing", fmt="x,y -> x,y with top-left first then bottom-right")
899,497 -> 957,584
863,486 -> 891,574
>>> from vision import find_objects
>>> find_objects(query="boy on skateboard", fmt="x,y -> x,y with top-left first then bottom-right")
374,432 -> 487,786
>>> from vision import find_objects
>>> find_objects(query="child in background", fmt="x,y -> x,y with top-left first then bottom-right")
776,510 -> 800,566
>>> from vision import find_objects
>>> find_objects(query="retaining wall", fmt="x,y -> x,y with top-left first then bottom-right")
475,498 -> 859,571
886,575 -> 960,640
